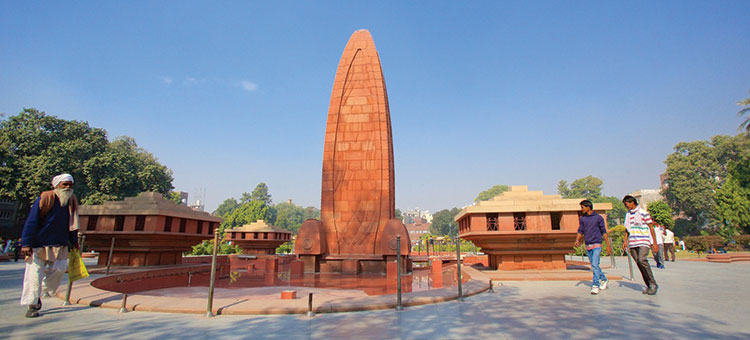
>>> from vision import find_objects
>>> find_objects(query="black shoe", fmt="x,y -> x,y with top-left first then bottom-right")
25,308 -> 39,318
25,300 -> 41,318
646,285 -> 658,295
642,287 -> 649,294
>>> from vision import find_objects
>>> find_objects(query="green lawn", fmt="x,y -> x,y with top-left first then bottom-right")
674,250 -> 750,259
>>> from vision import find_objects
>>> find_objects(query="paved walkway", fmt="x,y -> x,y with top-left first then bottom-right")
2,257 -> 749,339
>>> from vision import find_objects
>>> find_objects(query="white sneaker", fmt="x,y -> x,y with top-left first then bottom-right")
599,280 -> 608,290
590,286 -> 600,295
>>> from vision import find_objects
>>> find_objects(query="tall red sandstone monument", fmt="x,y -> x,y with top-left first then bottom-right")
295,29 -> 410,274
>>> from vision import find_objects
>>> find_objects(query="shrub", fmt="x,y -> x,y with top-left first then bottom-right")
725,243 -> 744,251
684,235 -> 724,253
734,235 -> 750,247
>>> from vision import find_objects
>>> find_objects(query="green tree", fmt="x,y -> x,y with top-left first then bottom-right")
302,206 -> 320,220
738,91 -> 750,133
430,207 -> 461,236
557,176 -> 603,199
213,198 -> 239,218
274,201 -> 305,232
221,200 -> 277,233
166,192 -> 185,205
269,201 -> 320,233
713,147 -> 750,234
646,200 -> 675,229
276,241 -> 294,254
241,182 -> 272,205
0,109 -> 107,206
0,109 -> 173,226
673,218 -> 699,238
474,185 -> 509,202
663,134 -> 750,226
395,208 -> 403,220
81,136 -> 173,204
558,176 -> 622,227
592,195 -> 628,228
714,178 -> 750,235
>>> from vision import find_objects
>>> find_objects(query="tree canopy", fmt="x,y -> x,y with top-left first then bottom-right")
474,185 -> 509,202
430,207 -> 461,236
214,182 -> 320,234
82,136 -> 173,204
213,198 -> 239,218
221,200 -> 277,232
715,144 -> 750,235
646,201 -> 675,229
0,109 -> 174,227
242,182 -> 272,205
663,134 -> 750,227
273,201 -> 320,233
557,176 -> 625,227
593,195 -> 628,228
557,176 -> 603,199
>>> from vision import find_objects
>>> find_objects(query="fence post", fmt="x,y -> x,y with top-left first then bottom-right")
307,292 -> 315,317
396,235 -> 403,311
106,237 -> 115,275
119,293 -> 128,313
206,231 -> 219,317
456,236 -> 464,302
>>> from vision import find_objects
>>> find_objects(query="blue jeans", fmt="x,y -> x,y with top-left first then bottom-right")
586,247 -> 607,287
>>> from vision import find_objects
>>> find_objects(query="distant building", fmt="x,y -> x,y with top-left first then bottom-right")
659,173 -> 669,189
629,189 -> 664,209
0,198 -> 20,238
178,191 -> 189,205
403,208 -> 433,224
189,199 -> 205,212
405,220 -> 431,239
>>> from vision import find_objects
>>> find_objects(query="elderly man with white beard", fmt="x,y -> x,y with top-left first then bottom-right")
19,173 -> 80,317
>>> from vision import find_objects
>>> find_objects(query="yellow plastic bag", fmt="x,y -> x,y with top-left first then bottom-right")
68,249 -> 89,281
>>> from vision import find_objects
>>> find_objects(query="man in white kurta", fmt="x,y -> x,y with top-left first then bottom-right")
20,174 -> 79,317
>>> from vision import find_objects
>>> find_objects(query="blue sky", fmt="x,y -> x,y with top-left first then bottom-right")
2,1 -> 749,213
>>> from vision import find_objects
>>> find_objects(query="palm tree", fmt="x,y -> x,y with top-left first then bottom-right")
738,91 -> 750,133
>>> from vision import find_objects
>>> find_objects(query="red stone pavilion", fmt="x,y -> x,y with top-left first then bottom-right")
455,186 -> 612,270
224,220 -> 292,255
79,192 -> 222,266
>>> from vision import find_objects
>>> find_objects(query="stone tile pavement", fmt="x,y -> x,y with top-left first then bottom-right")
1,257 -> 749,339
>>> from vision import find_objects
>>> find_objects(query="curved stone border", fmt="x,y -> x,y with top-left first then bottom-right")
58,265 -> 490,315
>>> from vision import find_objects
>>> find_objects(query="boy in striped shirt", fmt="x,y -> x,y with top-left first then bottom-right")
621,195 -> 659,295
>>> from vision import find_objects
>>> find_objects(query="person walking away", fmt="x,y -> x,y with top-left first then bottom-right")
622,195 -> 659,295
653,224 -> 666,269
19,174 -> 79,317
13,238 -> 22,262
663,228 -> 675,262
574,200 -> 612,295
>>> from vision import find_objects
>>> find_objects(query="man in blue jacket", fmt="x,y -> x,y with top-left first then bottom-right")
19,173 -> 79,317
574,200 -> 612,295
